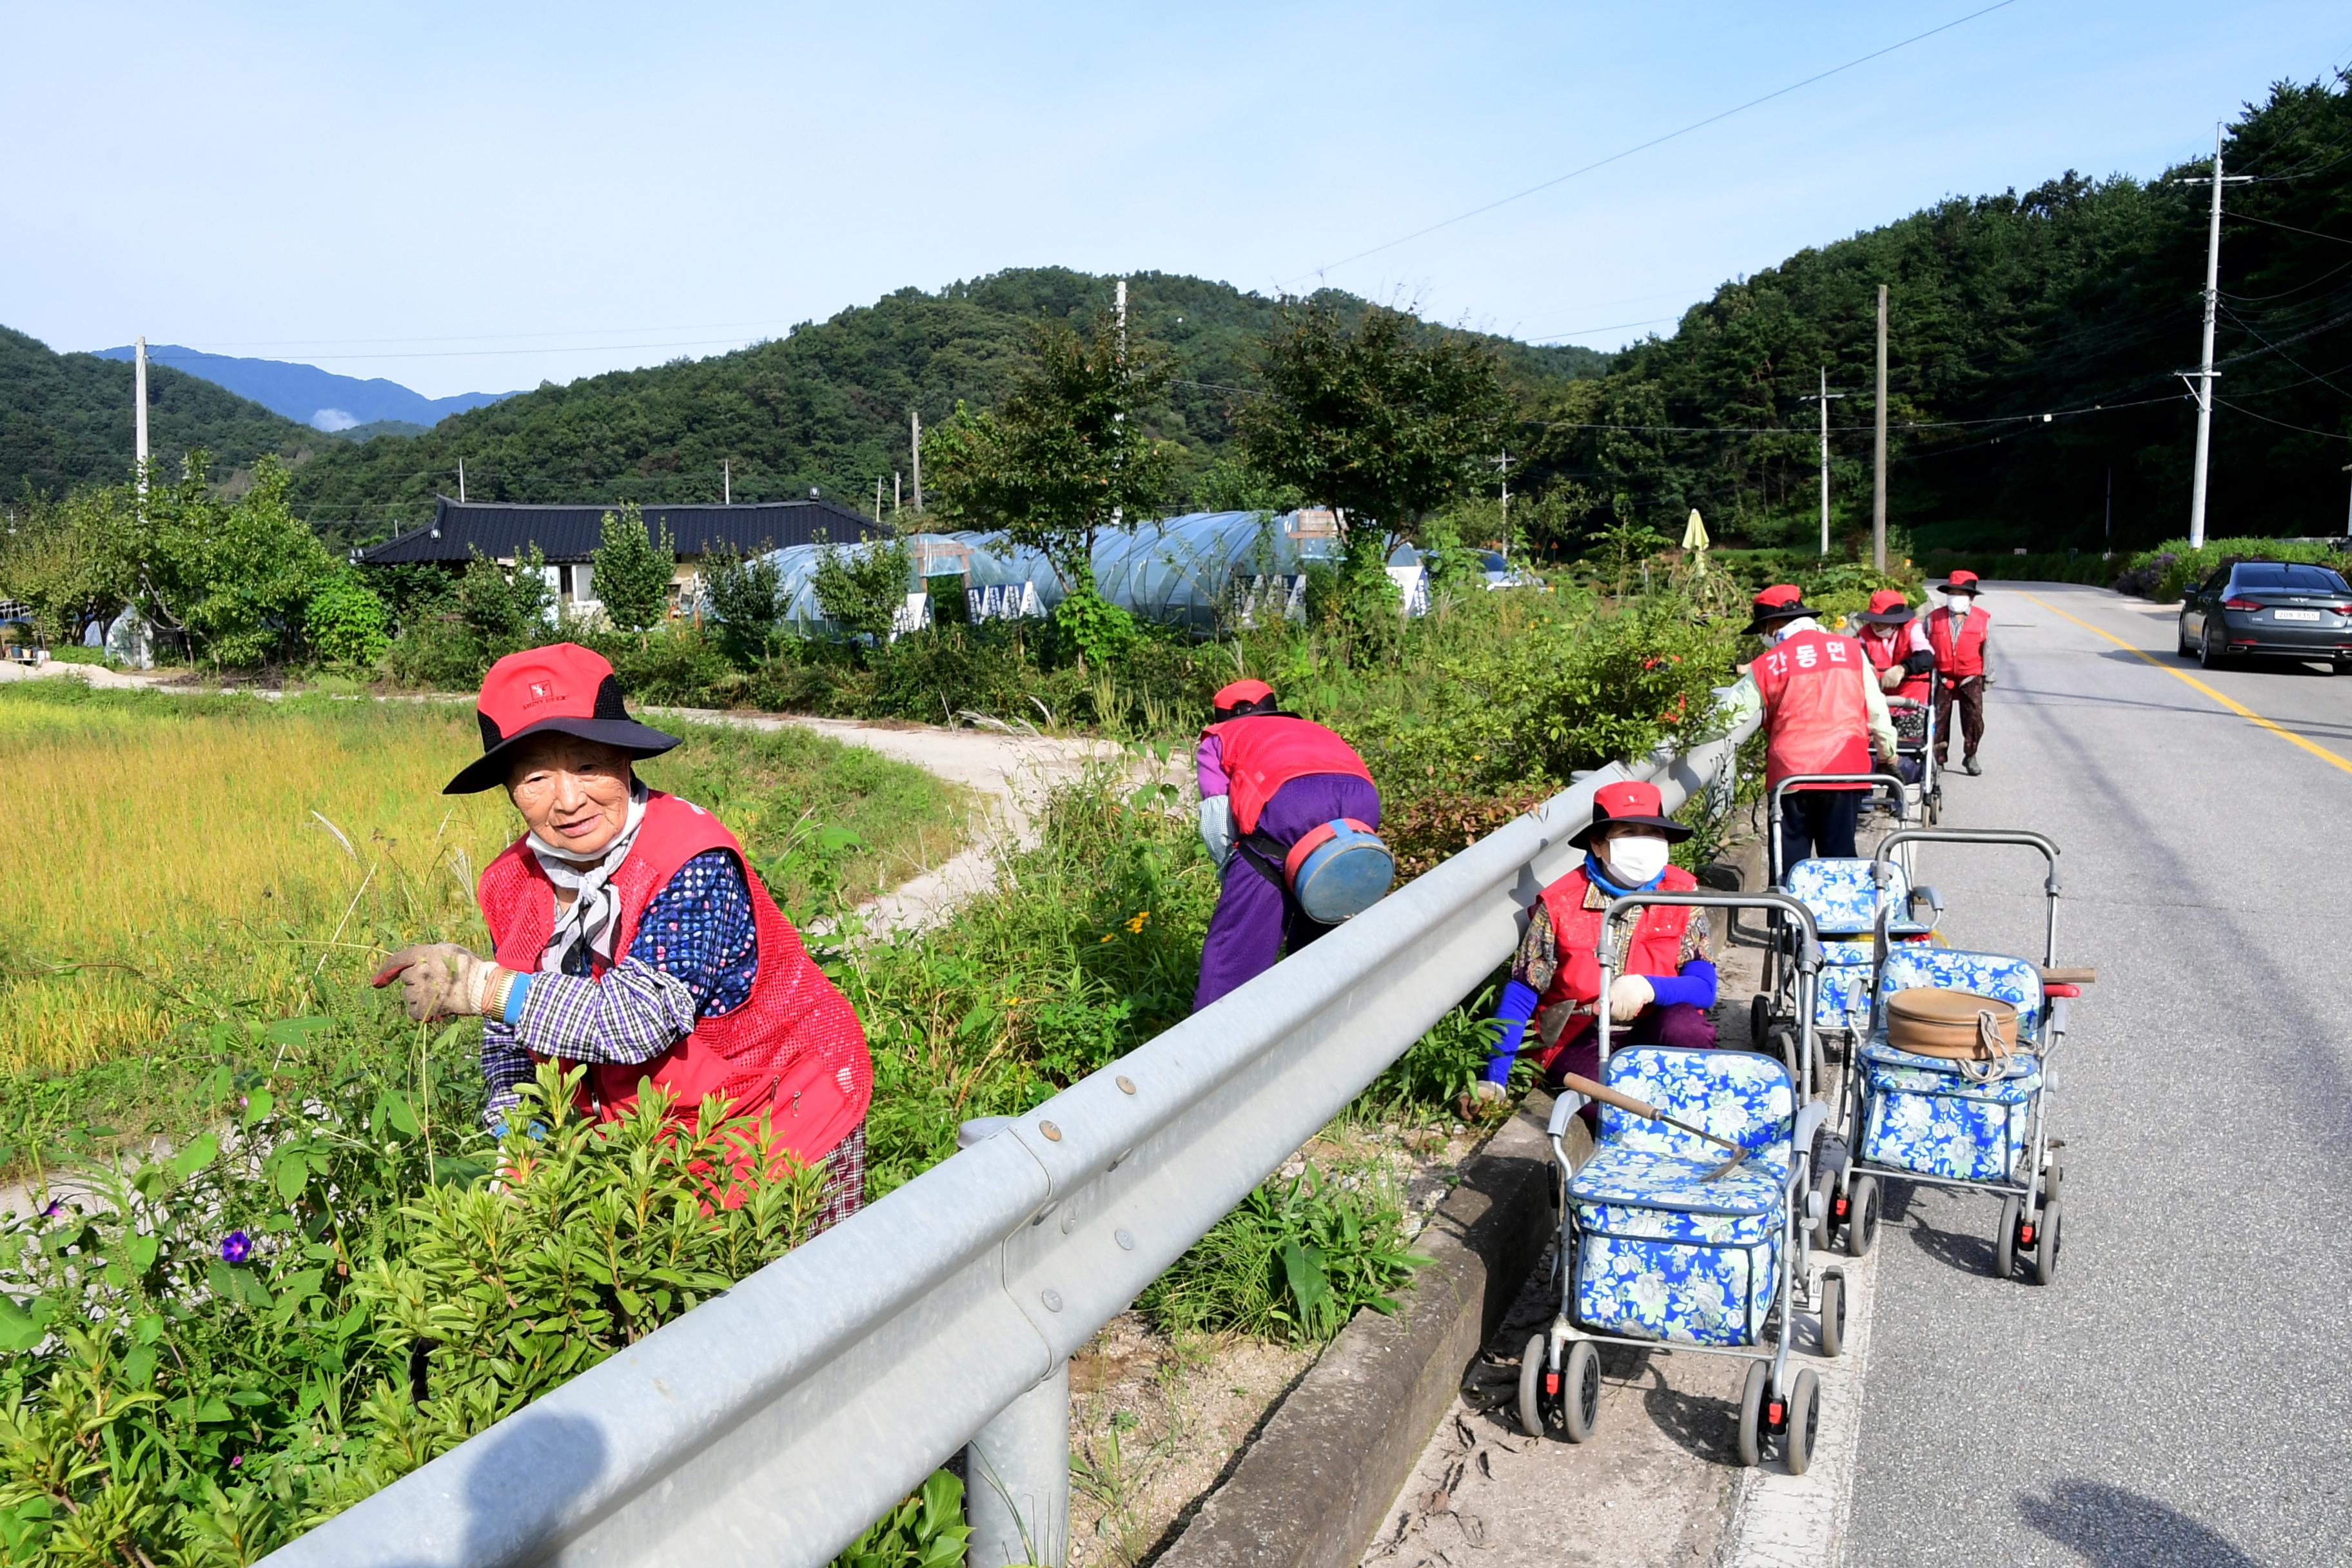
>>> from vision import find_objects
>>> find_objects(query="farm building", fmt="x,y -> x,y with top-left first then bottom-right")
357,495 -> 879,616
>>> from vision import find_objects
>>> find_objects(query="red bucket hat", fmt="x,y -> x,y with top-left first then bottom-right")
1859,589 -> 1916,625
1212,678 -> 1278,720
444,643 -> 681,794
1932,569 -> 1983,596
1742,583 -> 1815,634
1570,779 -> 1695,848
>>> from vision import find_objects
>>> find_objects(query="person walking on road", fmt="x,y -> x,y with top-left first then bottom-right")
1926,570 -> 1994,775
1192,679 -> 1382,1010
1857,589 -> 1936,702
1470,780 -> 1716,1119
373,643 -> 874,1224
1746,584 -> 1899,872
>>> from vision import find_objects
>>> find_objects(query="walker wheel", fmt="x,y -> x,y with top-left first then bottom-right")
1736,1359 -> 1770,1468
2030,1196 -> 2063,1286
1517,1331 -> 1559,1440
1995,1193 -> 2021,1280
1749,993 -> 1772,1048
1785,1369 -> 1821,1475
1818,1269 -> 1845,1358
1560,1338 -> 1602,1443
1844,1175 -> 1880,1258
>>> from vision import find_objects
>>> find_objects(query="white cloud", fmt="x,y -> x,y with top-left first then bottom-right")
311,408 -> 359,431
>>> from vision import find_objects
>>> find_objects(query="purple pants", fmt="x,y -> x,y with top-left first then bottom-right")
1544,1003 -> 1719,1127
1193,773 -> 1382,1011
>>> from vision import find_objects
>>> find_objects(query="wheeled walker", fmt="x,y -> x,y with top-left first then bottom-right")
1519,890 -> 1845,1473
1753,772 -> 1939,1093
1824,828 -> 2092,1284
1886,696 -> 1941,825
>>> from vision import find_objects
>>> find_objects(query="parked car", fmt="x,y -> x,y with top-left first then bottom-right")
2177,559 -> 2352,669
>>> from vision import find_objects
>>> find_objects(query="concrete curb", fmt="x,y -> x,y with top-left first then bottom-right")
1156,1095 -> 1576,1568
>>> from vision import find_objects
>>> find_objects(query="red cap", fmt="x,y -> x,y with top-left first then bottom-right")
1571,779 -> 1694,848
1754,584 -> 1803,611
1213,678 -> 1276,717
444,642 -> 681,794
1942,569 -> 1981,591
1866,590 -> 1909,615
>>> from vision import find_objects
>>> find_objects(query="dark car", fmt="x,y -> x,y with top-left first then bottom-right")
2177,560 -> 2352,669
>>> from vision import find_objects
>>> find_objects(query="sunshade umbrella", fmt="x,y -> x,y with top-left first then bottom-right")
1681,508 -> 1711,574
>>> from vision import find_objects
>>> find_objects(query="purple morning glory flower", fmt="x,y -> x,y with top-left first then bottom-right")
40,1200 -> 63,1219
219,1231 -> 252,1264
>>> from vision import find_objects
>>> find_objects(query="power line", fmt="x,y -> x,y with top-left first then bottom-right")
1280,0 -> 2023,286
2227,210 -> 2352,248
2213,398 -> 2352,441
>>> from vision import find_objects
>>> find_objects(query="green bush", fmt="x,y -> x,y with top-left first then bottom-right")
1138,1167 -> 1426,1344
304,571 -> 391,671
0,1059 -> 836,1565
2115,537 -> 2351,602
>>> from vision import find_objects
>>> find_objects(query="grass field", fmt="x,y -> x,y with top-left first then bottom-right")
0,680 -> 968,1139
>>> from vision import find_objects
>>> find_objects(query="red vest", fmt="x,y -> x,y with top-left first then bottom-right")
1859,625 -> 1933,703
1926,605 -> 1990,677
1202,714 -> 1375,835
1538,863 -> 1700,1009
476,792 -> 872,1166
1751,627 -> 1873,790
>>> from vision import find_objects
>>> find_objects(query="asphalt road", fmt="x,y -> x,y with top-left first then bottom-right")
1844,583 -> 2352,1568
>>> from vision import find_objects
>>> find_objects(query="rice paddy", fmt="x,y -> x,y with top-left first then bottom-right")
0,680 -> 966,1082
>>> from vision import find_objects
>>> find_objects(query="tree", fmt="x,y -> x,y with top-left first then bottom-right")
1237,300 -> 1510,640
0,485 -> 135,644
137,453 -> 339,667
812,538 -> 914,648
703,547 -> 788,667
305,569 -> 391,669
592,502 -> 674,631
924,309 -> 1174,660
456,544 -> 554,655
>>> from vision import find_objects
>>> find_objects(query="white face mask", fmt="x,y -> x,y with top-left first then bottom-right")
1949,596 -> 1971,617
1601,832 -> 1671,888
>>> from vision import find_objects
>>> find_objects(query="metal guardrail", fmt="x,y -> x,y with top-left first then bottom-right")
264,685 -> 1763,1568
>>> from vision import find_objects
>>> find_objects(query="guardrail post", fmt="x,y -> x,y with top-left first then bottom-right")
964,1360 -> 1069,1568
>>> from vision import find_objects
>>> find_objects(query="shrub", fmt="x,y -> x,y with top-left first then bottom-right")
813,539 -> 915,649
1138,1166 -> 1426,1344
304,571 -> 391,671
2119,536 -> 2351,602
591,503 -> 676,633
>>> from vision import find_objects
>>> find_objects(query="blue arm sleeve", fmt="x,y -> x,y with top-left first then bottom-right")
1646,957 -> 1719,1011
1484,979 -> 1542,1084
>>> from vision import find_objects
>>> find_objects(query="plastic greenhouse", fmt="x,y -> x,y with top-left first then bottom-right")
747,509 -> 1432,638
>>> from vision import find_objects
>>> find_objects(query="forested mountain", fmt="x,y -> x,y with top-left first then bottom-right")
1514,70 -> 2352,554
90,344 -> 518,431
282,269 -> 1608,528
1,328 -> 320,498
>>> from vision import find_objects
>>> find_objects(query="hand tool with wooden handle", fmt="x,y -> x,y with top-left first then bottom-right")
1558,1072 -> 1752,1181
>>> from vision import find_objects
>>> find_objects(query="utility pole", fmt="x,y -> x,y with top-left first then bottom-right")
2105,467 -> 2113,553
133,335 -> 149,504
910,409 -> 923,513
2175,123 -> 2253,550
895,471 -> 902,515
874,475 -> 883,524
1803,368 -> 1848,558
458,457 -> 466,503
1112,279 -> 1128,533
1495,450 -> 1511,560
1872,285 -> 1888,572
723,459 -> 731,505
2342,462 -> 2351,538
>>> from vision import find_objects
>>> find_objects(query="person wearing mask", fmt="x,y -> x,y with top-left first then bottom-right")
1470,781 -> 1714,1115
1856,589 -> 1936,703
1192,679 -> 1382,1010
373,643 -> 873,1224
1925,570 -> 1994,775
1747,584 -> 1899,870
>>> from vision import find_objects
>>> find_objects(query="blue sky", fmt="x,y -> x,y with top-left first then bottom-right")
5,1 -> 2347,398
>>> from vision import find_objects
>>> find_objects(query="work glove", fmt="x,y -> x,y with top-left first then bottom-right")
1607,972 -> 1655,1019
1458,1080 -> 1511,1122
373,944 -> 507,1022
1878,666 -> 1905,692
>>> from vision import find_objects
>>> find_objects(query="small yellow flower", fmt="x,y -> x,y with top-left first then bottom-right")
1100,934 -> 1115,943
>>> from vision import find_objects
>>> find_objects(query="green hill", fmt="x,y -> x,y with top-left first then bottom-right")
1,328 -> 320,499
1517,70 -> 2352,553
283,269 -> 1609,526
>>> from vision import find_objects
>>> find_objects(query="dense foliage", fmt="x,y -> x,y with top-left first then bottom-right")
1514,70 -> 2352,555
589,502 -> 674,632
0,329 -> 319,501
275,270 -> 1601,527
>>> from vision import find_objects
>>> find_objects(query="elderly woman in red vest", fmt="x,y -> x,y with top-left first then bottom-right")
1192,679 -> 1380,1010
1472,781 -> 1716,1115
1925,570 -> 1993,775
373,644 -> 873,1226
1856,589 -> 1935,702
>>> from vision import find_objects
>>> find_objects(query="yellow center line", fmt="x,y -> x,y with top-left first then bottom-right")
2018,590 -> 2352,779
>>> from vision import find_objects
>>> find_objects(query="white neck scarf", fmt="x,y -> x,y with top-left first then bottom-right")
530,783 -> 649,974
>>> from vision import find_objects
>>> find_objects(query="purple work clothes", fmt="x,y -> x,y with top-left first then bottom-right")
1192,772 -> 1382,1010
1548,1003 -> 1719,1127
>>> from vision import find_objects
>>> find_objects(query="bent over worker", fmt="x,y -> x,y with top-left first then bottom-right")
375,643 -> 873,1226
1471,781 -> 1716,1119
1856,589 -> 1935,702
1746,585 -> 1899,871
1926,569 -> 1993,776
1193,679 -> 1380,1010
